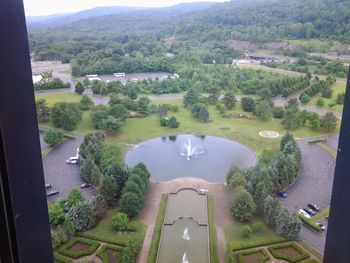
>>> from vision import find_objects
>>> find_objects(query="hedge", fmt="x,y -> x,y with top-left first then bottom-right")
54,253 -> 72,263
298,215 -> 322,233
268,242 -> 310,262
59,238 -> 100,259
237,248 -> 270,263
301,259 -> 320,263
96,244 -> 124,263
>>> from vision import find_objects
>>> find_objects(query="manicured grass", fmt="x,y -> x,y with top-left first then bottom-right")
78,208 -> 146,248
35,92 -> 82,106
310,207 -> 330,224
147,195 -> 168,263
225,218 -> 290,251
309,83 -> 346,112
318,143 -> 337,158
106,99 -> 329,156
208,195 -> 219,263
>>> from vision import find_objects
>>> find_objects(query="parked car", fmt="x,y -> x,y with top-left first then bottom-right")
316,223 -> 326,231
298,209 -> 311,219
45,183 -> 52,190
278,191 -> 287,198
304,207 -> 316,216
81,183 -> 92,189
66,156 -> 79,164
308,203 -> 320,212
46,190 -> 59,197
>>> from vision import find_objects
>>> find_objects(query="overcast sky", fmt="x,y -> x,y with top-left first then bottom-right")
24,0 -> 228,16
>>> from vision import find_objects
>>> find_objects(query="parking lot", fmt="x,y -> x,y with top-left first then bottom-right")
282,136 -> 337,252
42,136 -> 96,202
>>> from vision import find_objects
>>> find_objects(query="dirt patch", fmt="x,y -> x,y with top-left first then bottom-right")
275,247 -> 301,257
70,242 -> 89,252
105,249 -> 121,263
224,40 -> 258,51
243,252 -> 263,263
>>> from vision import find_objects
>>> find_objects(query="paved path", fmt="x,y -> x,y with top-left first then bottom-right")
43,136 -> 96,201
282,135 -> 338,253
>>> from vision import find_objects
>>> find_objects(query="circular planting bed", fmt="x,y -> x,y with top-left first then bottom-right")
259,131 -> 280,139
125,134 -> 256,182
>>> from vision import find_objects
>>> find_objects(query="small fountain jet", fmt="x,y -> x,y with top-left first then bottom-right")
182,252 -> 189,263
182,227 -> 190,240
180,138 -> 197,160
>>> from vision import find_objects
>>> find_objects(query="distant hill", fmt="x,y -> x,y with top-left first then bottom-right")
26,6 -> 148,27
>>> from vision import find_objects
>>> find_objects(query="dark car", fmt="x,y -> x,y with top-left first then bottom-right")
81,183 -> 92,189
304,207 -> 316,216
278,191 -> 287,198
308,203 -> 320,212
46,190 -> 59,197
45,183 -> 52,190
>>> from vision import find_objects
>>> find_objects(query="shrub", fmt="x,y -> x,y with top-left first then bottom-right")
51,226 -> 67,248
167,116 -> 180,128
252,221 -> 267,233
121,192 -> 142,218
44,130 -> 64,147
79,95 -> 94,110
268,242 -> 310,262
328,102 -> 336,108
273,107 -> 285,119
242,225 -> 252,238
59,238 -> 100,259
241,97 -> 256,112
160,116 -> 169,127
111,212 -> 129,232
51,102 -> 82,131
316,98 -> 324,107
298,215 -> 322,233
237,248 -> 270,263
301,259 -> 320,263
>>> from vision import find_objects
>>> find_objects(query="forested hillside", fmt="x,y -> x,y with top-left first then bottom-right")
28,0 -> 350,76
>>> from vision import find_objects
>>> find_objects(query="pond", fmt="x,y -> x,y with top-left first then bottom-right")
125,134 -> 256,182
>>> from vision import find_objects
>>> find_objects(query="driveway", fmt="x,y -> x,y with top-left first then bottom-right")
43,136 -> 96,201
282,135 -> 338,252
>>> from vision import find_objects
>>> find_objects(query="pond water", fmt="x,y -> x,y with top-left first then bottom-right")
125,134 -> 256,182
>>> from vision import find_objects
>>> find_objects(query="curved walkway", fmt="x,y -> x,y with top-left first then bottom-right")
282,135 -> 338,253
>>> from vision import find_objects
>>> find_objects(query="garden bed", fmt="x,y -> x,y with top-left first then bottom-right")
58,238 -> 100,259
236,248 -> 270,263
96,244 -> 124,263
268,242 -> 310,262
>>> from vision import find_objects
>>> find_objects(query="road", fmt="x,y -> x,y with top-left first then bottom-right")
42,136 -> 96,202
282,135 -> 338,253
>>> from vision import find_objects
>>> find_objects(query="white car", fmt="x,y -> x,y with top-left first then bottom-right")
298,209 -> 311,219
66,156 -> 79,164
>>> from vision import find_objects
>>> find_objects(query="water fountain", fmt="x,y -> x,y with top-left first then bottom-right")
180,138 -> 205,160
182,252 -> 189,263
182,227 -> 190,240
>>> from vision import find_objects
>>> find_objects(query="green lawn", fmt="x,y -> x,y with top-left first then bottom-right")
208,196 -> 219,263
309,83 -> 345,112
37,92 -> 334,155
225,218 -> 290,251
35,92 -> 82,106
147,195 -> 168,263
78,208 -> 146,248
106,99 -> 331,156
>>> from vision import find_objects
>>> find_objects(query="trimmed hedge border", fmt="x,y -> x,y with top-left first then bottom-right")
268,242 -> 310,262
301,259 -> 320,263
231,239 -> 293,252
59,238 -> 100,259
237,248 -> 270,263
77,233 -> 128,247
54,253 -> 72,263
96,244 -> 124,263
298,215 -> 323,234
